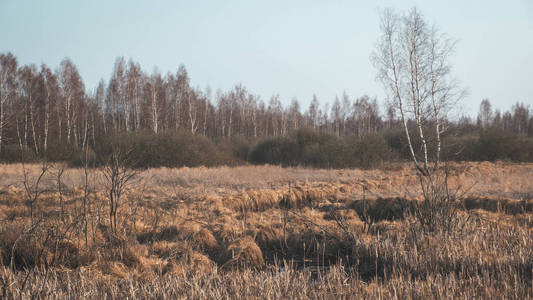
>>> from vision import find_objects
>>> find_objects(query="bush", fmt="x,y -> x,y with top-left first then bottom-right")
3,127 -> 532,168
383,128 -> 409,160
0,144 -> 39,163
472,129 -> 533,162
215,135 -> 255,162
95,131 -> 242,169
350,133 -> 397,169
475,129 -> 514,161
249,129 -> 397,169
248,136 -> 299,166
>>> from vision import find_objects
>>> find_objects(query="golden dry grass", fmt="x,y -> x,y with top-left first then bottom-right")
0,161 -> 532,299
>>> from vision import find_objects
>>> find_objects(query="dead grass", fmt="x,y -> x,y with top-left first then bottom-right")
0,162 -> 532,299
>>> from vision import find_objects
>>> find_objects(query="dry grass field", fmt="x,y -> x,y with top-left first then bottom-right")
0,161 -> 532,299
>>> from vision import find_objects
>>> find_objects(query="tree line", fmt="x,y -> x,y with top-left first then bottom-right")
0,52 -> 532,167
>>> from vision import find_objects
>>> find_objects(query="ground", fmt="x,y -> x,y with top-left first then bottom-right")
0,162 -> 532,299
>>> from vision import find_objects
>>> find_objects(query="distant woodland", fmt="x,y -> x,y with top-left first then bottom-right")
1,53 -> 532,168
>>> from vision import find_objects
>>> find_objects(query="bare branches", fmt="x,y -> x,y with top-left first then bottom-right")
372,7 -> 466,176
0,53 -> 18,154
21,160 -> 49,227
372,7 -> 470,233
101,147 -> 137,233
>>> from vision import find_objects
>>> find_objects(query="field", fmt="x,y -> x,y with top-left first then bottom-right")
0,162 -> 532,299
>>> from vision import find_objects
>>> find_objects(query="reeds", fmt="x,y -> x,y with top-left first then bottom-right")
0,162 -> 532,299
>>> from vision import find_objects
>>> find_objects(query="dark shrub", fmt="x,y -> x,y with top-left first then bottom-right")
475,129 -> 514,161
215,135 -> 255,162
95,131 -> 242,169
441,135 -> 477,161
351,133 -> 397,169
248,136 -> 299,166
249,129 -> 396,169
299,131 -> 345,168
470,129 -> 533,162
0,144 -> 39,163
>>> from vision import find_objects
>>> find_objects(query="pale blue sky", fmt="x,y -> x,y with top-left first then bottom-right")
1,0 -> 532,115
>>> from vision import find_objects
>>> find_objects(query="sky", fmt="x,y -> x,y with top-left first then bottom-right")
1,0 -> 532,116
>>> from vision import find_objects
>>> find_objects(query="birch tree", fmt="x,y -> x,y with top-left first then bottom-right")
188,88 -> 199,134
57,59 -> 84,145
147,71 -> 163,134
203,86 -> 211,136
307,95 -> 319,130
341,92 -> 351,136
95,80 -> 107,135
372,7 -> 465,176
18,65 -> 40,153
40,65 -> 58,154
127,60 -> 143,131
511,103 -> 529,136
0,53 -> 18,153
175,65 -> 190,130
331,96 -> 341,136
288,98 -> 301,133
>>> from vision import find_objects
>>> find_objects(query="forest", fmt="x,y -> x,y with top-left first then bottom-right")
1,52 -> 532,168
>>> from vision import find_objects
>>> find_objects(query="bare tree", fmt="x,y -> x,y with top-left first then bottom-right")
173,65 -> 190,131
227,88 -> 235,137
477,99 -> 492,130
21,158 -> 49,226
40,65 -> 58,154
372,7 -> 465,176
188,88 -> 199,134
17,65 -> 42,154
511,102 -> 529,136
320,101 -> 330,132
340,91 -> 351,135
307,95 -> 319,130
331,96 -> 341,136
0,53 -> 18,153
384,100 -> 396,130
268,95 -> 282,136
102,147 -> 137,233
127,60 -> 143,131
147,71 -> 163,134
372,8 -> 467,232
57,59 -> 84,146
288,97 -> 301,133
95,80 -> 107,136
353,96 -> 379,137
203,86 -> 212,136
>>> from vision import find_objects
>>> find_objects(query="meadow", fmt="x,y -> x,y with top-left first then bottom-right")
0,161 -> 532,299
